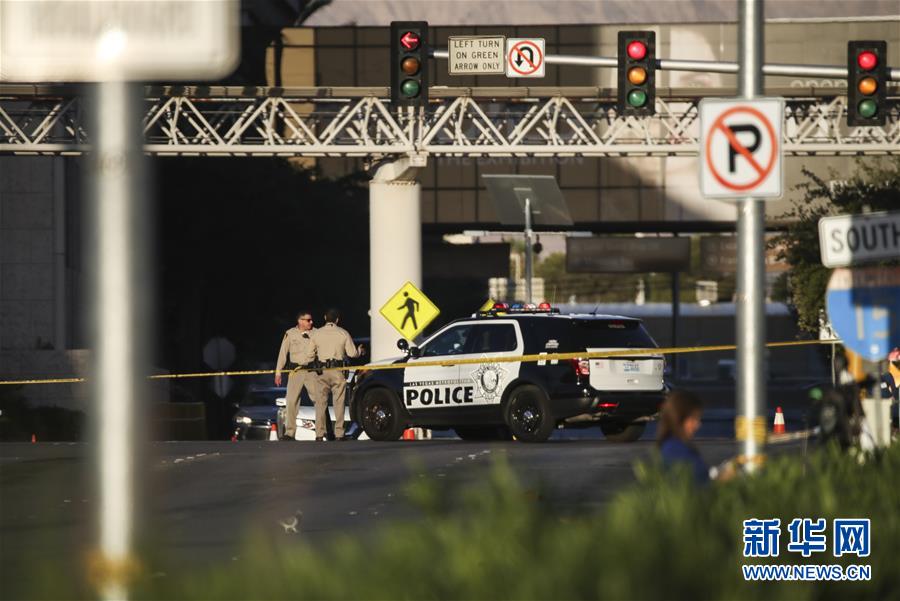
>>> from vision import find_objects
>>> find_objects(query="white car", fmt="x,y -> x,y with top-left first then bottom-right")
276,395 -> 369,441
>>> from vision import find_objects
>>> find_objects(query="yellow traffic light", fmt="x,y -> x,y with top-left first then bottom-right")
627,66 -> 647,85
857,77 -> 877,96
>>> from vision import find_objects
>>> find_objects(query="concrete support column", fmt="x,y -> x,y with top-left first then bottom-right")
369,159 -> 421,361
53,156 -> 67,350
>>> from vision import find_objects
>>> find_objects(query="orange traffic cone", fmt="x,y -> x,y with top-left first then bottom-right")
402,428 -> 416,440
269,423 -> 279,441
31,433 -> 36,443
773,406 -> 786,435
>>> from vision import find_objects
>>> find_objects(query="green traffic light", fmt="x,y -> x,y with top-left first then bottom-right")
627,89 -> 647,108
401,79 -> 420,97
857,99 -> 877,119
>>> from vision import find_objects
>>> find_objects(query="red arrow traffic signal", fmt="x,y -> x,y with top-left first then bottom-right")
391,22 -> 428,107
400,31 -> 420,51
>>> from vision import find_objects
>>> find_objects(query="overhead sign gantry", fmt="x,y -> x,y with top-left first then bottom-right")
1,86 -> 897,157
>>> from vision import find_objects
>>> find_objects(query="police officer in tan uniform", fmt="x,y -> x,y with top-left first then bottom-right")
275,310 -> 324,440
312,308 -> 366,440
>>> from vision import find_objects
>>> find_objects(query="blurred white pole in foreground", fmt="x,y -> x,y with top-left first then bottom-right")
91,80 -> 144,601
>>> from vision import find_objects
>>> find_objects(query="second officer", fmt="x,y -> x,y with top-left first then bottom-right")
312,308 -> 366,440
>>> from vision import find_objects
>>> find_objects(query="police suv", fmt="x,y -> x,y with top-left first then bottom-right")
350,303 -> 666,443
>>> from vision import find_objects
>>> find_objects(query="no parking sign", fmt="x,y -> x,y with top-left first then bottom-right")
699,98 -> 784,199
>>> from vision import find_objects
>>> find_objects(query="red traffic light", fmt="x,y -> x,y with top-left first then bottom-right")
391,21 -> 428,107
857,51 -> 877,71
627,40 -> 647,60
847,40 -> 885,126
400,31 -> 420,51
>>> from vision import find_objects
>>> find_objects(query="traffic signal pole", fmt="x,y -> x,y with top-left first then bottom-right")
736,0 -> 767,471
430,51 -> 900,81
524,196 -> 534,304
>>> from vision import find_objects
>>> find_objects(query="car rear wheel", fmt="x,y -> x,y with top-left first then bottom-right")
359,388 -> 405,441
600,421 -> 646,442
504,385 -> 555,443
454,425 -> 513,441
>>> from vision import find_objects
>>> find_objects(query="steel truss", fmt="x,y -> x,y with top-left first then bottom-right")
1,86 -> 898,157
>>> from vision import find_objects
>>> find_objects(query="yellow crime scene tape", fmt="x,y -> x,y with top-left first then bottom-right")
0,339 -> 841,386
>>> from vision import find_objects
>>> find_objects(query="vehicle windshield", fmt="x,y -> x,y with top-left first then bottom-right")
421,324 -> 474,357
573,319 -> 657,349
241,389 -> 285,406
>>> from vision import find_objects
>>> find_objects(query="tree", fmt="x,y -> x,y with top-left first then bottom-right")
535,237 -> 724,305
535,253 -> 637,303
771,157 -> 900,334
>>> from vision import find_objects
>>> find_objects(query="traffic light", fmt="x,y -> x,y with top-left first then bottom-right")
848,40 -> 887,126
617,31 -> 656,117
391,21 -> 429,107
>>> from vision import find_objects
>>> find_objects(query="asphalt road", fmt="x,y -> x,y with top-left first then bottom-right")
0,433 -> 763,597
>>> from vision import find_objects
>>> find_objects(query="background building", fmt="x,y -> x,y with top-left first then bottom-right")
2,1 -> 897,425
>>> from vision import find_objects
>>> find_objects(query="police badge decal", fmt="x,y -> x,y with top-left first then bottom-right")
471,360 -> 508,402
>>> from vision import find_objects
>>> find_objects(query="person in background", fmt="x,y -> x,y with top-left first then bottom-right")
275,310 -> 323,441
883,347 -> 900,431
311,308 -> 366,441
880,347 -> 899,400
657,390 -> 710,484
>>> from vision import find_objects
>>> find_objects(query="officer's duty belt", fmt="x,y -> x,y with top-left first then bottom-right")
285,361 -> 318,370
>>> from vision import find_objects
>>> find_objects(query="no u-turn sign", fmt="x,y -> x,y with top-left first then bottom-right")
699,98 -> 784,200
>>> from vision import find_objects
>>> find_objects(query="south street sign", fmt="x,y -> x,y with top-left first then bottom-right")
819,211 -> 900,268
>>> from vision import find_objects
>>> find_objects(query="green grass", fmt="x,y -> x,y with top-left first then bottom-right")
140,443 -> 900,600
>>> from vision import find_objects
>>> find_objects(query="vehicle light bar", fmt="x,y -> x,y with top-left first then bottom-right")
480,301 -> 558,315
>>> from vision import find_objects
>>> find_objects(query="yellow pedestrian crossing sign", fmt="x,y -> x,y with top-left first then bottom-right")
380,281 -> 440,341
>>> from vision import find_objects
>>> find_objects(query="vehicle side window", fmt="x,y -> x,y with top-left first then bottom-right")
421,325 -> 474,357
574,319 -> 657,348
466,324 -> 518,354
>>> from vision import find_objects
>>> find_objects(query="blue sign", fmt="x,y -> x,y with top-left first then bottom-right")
826,267 -> 900,361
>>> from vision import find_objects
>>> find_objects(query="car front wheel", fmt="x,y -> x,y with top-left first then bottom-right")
359,388 -> 405,441
600,421 -> 646,442
504,385 -> 555,442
